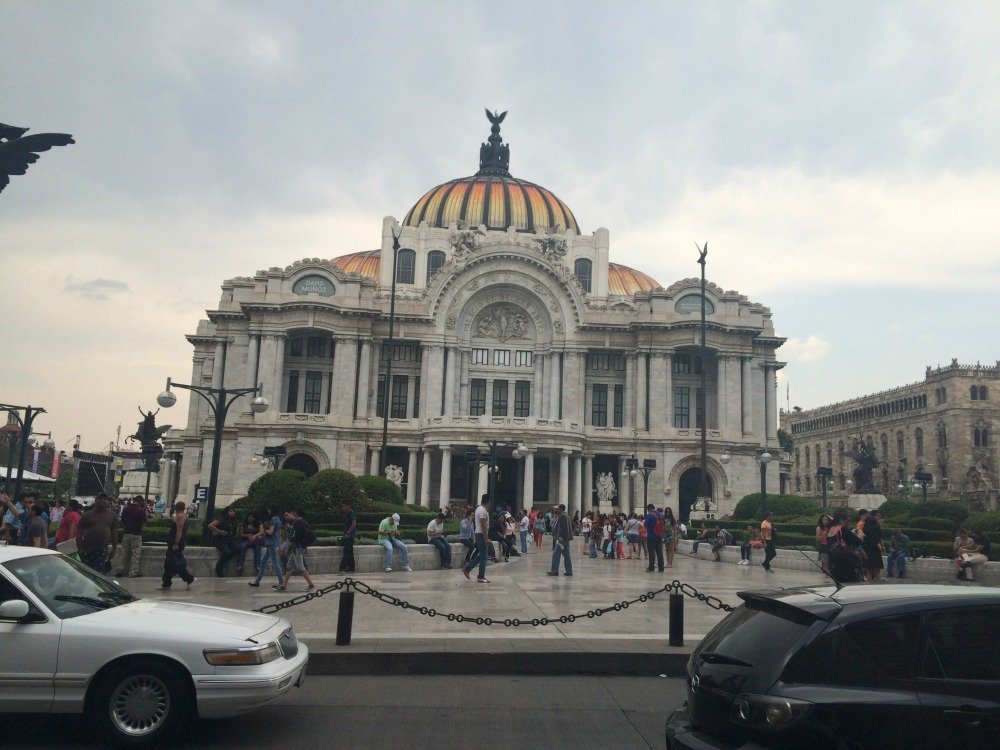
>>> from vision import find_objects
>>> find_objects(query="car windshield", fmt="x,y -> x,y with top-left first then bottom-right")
3,553 -> 138,619
695,603 -> 811,668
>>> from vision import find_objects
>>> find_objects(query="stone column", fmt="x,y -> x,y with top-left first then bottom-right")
558,450 -> 570,506
522,450 -> 534,509
211,340 -> 225,389
636,351 -> 648,430
765,363 -> 778,441
548,352 -> 561,418
443,348 -> 457,416
624,353 -> 636,427
648,351 -> 666,430
477,462 -> 489,499
582,454 -> 594,514
406,448 -> 418,504
532,353 -> 544,416
485,378 -> 494,417
716,355 -> 727,433
664,352 -> 673,429
570,454 -> 582,517
418,345 -> 433,418
332,337 -> 356,420
724,355 -> 742,438
272,335 -> 286,410
419,447 -> 432,508
438,446 -> 452,507
246,334 -> 260,386
459,349 -> 470,414
368,449 -> 380,476
356,339 -> 372,419
618,455 -> 630,515
742,357 -> 754,436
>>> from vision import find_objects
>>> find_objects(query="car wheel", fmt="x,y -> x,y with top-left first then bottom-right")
92,659 -> 191,746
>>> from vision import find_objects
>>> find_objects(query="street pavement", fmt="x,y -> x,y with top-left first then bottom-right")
125,540 -> 827,646
1,675 -> 686,749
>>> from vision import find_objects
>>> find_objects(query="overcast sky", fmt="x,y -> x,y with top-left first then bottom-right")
2,1 -> 998,454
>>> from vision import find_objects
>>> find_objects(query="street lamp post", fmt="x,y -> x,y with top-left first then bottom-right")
696,243 -> 710,508
897,458 -> 910,499
721,447 -> 773,518
0,403 -> 48,500
465,440 -> 525,515
817,466 -> 833,508
157,378 -> 268,541
379,229 -> 402,476
913,469 -> 933,503
622,457 -> 657,507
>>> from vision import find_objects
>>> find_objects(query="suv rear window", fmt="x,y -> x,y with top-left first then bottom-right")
923,605 -> 1000,680
697,604 -> 811,667
785,614 -> 921,686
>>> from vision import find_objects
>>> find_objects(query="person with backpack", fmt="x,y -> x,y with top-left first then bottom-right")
276,508 -> 316,592
644,504 -> 665,572
827,507 -> 864,584
663,507 -> 677,567
711,527 -> 733,561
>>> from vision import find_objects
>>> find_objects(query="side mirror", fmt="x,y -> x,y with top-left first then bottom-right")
0,600 -> 30,620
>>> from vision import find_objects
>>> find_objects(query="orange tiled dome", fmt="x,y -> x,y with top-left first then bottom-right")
330,249 -> 660,296
403,175 -> 580,235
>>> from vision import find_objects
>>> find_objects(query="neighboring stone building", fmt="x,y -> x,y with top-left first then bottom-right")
165,113 -> 785,519
786,360 -> 999,510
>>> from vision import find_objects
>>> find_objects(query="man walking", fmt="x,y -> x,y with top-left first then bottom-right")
378,512 -> 412,572
427,511 -> 453,568
339,500 -> 357,573
77,494 -> 119,573
249,505 -> 285,587
546,504 -> 573,576
160,501 -> 195,589
117,495 -> 147,578
644,504 -> 665,572
277,509 -> 316,591
462,495 -> 491,583
760,511 -> 776,573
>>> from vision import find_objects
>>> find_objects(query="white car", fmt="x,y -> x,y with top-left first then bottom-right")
0,546 -> 308,746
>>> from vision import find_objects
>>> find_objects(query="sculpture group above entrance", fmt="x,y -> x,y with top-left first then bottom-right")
475,303 -> 530,342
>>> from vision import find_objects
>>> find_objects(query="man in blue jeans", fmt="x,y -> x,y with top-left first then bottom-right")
546,504 -> 573,576
249,505 -> 284,588
886,528 -> 911,578
463,496 -> 491,583
426,512 -> 452,569
644,504 -> 665,572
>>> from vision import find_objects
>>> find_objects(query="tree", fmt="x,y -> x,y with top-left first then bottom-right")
241,469 -> 309,515
357,475 -> 404,506
777,429 -> 794,454
307,468 -> 364,510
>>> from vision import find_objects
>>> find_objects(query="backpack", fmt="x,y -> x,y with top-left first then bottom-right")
719,529 -> 733,546
300,521 -> 317,547
653,512 -> 665,539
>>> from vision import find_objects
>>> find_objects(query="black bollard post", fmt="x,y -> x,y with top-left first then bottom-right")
336,589 -> 355,646
668,593 -> 684,647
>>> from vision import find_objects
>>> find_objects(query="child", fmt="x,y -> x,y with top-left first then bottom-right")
615,525 -> 626,559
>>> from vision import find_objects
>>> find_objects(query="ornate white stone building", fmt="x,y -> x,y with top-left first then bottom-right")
166,113 -> 786,519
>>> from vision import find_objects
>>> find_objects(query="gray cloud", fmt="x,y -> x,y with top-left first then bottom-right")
64,278 -> 131,301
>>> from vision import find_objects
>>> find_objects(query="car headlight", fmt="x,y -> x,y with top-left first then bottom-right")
729,694 -> 812,732
204,642 -> 282,666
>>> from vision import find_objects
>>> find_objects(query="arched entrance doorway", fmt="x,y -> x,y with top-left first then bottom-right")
678,467 -> 712,521
282,453 -> 319,478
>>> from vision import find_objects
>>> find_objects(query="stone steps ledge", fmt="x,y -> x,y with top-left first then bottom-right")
109,542 -> 467,578
676,539 -> 998,585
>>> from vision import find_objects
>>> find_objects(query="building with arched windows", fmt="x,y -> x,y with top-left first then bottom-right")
165,113 -> 786,519
786,359 -> 999,510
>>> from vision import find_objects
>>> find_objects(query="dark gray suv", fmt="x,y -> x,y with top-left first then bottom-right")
666,584 -> 1000,749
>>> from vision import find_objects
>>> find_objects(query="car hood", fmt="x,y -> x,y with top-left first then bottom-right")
81,599 -> 282,644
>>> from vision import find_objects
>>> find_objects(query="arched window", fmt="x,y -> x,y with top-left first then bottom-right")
838,440 -> 845,468
426,250 -> 446,283
881,433 -> 889,461
937,424 -> 947,449
795,476 -> 801,492
806,476 -> 812,492
574,258 -> 593,293
974,427 -> 991,448
980,385 -> 988,400
971,385 -> 980,400
805,447 -> 811,470
395,249 -> 416,284
795,448 -> 800,467
826,443 -> 833,466
895,431 -> 904,459
815,445 -> 821,469
915,428 -> 923,456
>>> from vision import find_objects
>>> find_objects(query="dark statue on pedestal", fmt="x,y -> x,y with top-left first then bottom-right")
128,408 -> 172,471
0,122 -> 75,194
841,438 -> 881,494
478,109 -> 510,176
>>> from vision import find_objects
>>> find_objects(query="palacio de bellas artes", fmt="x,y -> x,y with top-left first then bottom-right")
164,111 -> 788,520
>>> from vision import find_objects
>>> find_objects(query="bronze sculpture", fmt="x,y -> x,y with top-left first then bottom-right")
840,438 -> 882,494
0,122 -> 74,194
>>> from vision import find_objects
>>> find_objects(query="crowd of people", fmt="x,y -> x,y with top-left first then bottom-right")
2,489 -> 993,588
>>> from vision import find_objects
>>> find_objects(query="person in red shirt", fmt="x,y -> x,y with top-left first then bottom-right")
53,499 -> 82,549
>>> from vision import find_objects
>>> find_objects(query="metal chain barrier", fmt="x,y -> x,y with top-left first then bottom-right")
253,578 -> 733,622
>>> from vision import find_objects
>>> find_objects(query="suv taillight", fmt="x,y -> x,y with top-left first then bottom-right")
730,694 -> 813,731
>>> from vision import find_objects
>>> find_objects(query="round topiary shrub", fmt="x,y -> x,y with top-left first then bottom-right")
913,500 -> 968,527
307,468 -> 364,511
732,493 -> 817,520
356,475 -> 404,506
963,511 -> 1000,533
239,469 -> 308,515
876,499 -> 920,521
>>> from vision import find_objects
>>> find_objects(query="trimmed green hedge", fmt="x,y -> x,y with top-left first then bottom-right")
732,494 -> 819,520
964,511 -> 1000,532
908,517 -> 955,531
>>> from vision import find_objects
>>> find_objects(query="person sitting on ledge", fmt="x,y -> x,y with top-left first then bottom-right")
426,512 -> 452,569
378,513 -> 412,572
690,524 -> 711,554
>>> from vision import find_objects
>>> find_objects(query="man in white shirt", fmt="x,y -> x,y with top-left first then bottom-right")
462,495 -> 491,583
426,512 -> 452,569
581,512 -> 593,554
519,511 -> 530,555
